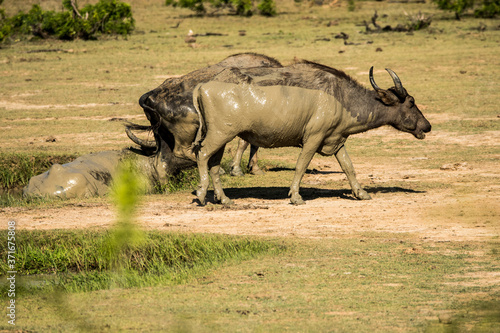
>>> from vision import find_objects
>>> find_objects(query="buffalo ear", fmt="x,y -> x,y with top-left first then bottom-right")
376,89 -> 399,106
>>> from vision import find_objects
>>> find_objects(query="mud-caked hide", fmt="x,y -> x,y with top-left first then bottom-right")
192,62 -> 432,205
23,150 -> 160,199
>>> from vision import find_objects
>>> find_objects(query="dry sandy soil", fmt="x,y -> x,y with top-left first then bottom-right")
2,124 -> 499,244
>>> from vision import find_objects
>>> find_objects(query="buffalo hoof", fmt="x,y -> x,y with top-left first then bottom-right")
196,190 -> 207,206
290,194 -> 305,205
230,166 -> 245,177
249,168 -> 265,176
219,196 -> 234,206
354,189 -> 372,200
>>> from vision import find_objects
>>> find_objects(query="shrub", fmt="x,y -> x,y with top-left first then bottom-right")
405,11 -> 433,30
258,0 -> 277,16
433,0 -> 499,18
235,0 -> 253,16
79,0 -> 135,37
474,0 -> 500,17
1,0 -> 134,42
433,0 -> 474,18
0,7 -> 10,43
165,0 -> 206,14
166,0 -> 276,16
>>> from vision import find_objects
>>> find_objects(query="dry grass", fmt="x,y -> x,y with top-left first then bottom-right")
1,0 -> 498,155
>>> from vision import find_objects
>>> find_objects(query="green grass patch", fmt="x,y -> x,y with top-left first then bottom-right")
157,167 -> 200,193
0,152 -> 77,207
0,152 -> 76,190
0,229 -> 284,294
12,234 -> 499,331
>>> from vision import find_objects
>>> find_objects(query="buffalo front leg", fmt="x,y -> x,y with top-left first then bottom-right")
288,139 -> 323,205
230,138 -> 248,177
248,144 -> 264,175
335,145 -> 371,200
209,146 -> 233,205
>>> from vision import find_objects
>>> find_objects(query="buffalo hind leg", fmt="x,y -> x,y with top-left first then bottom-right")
230,139 -> 264,176
288,138 -> 323,205
248,144 -> 264,175
209,146 -> 233,205
335,146 -> 371,200
230,139 -> 248,177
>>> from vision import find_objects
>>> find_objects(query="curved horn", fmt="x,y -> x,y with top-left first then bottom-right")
139,90 -> 155,109
125,126 -> 157,149
138,91 -> 163,132
385,68 -> 406,97
369,66 -> 381,91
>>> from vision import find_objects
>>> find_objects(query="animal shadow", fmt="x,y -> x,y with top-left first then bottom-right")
194,185 -> 425,205
268,167 -> 341,175
365,186 -> 425,195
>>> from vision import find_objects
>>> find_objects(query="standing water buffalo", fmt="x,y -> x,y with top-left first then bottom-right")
126,53 -> 283,179
193,61 -> 431,205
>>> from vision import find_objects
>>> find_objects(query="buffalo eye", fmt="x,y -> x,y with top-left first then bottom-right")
403,115 -> 417,130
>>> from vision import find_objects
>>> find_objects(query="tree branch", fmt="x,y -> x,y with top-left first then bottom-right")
70,0 -> 83,19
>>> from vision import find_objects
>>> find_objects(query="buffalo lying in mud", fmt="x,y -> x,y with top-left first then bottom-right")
24,150 -> 158,199
126,53 -> 283,178
192,61 -> 431,205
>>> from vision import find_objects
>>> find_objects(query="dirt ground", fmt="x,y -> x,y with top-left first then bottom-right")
2,125 -> 499,244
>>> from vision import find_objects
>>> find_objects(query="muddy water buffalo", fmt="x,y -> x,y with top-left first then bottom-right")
24,150 -> 158,198
126,53 -> 282,179
193,62 -> 431,205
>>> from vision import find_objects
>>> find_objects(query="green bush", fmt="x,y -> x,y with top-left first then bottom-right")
79,0 -> 135,37
234,0 -> 253,16
433,0 -> 499,18
166,0 -> 276,16
433,0 -> 474,18
0,8 -> 10,43
474,0 -> 500,17
1,0 -> 134,42
165,0 -> 205,14
258,0 -> 277,16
